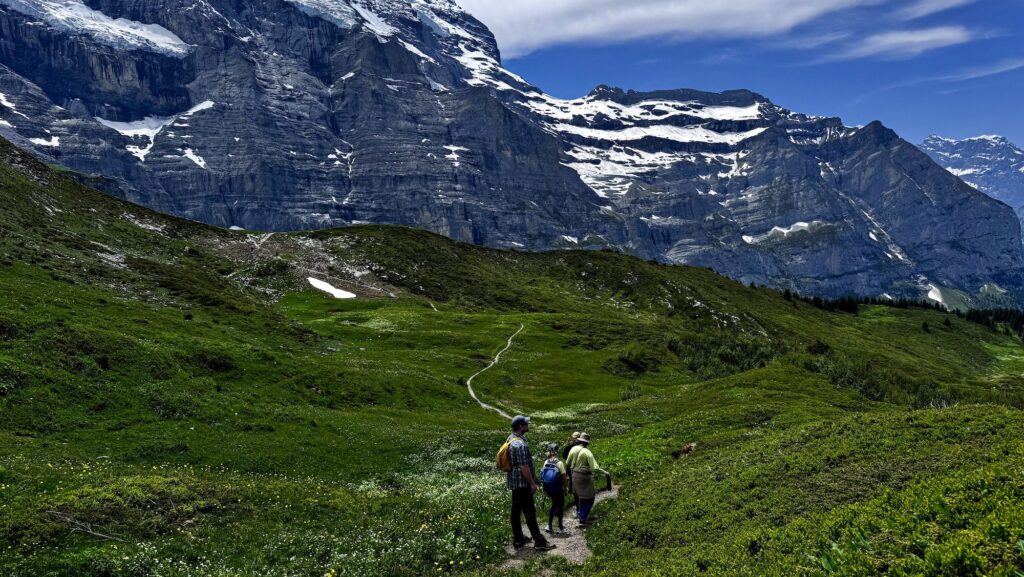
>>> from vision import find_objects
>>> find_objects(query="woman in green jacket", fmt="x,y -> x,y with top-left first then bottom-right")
566,433 -> 607,524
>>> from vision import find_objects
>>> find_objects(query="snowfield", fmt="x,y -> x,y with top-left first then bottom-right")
554,123 -> 768,146
0,93 -> 30,119
742,221 -> 825,245
95,101 -> 215,161
0,0 -> 191,56
29,136 -> 60,147
308,277 -> 356,299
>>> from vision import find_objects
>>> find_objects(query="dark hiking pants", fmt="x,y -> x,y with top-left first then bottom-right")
546,491 -> 565,529
510,488 -> 548,545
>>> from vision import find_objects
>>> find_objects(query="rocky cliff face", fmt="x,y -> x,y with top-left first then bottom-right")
920,135 -> 1024,218
1,0 -> 1022,304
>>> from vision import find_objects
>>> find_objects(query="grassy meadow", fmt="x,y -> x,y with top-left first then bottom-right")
1,138 -> 1024,576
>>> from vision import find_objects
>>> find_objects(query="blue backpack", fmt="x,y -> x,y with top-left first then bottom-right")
541,460 -> 563,494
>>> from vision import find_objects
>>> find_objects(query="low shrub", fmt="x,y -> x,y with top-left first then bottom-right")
669,332 -> 783,380
1,475 -> 231,550
620,383 -> 643,401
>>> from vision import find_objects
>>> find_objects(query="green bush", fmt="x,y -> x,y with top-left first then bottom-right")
669,332 -> 782,380
609,343 -> 662,375
620,383 -> 643,401
185,347 -> 237,373
2,475 -> 231,550
142,383 -> 199,420
0,360 -> 28,396
807,340 -> 832,355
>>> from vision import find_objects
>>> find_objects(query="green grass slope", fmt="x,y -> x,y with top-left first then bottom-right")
1,138 -> 1023,577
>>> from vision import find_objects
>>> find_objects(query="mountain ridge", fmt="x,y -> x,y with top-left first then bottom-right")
0,0 -> 1022,303
919,134 -> 1024,220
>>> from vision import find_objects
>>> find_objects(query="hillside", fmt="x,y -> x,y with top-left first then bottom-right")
2,138 -> 1024,577
1,0 -> 1023,301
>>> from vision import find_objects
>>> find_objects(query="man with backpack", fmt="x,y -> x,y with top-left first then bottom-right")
497,415 -> 555,551
541,442 -> 569,535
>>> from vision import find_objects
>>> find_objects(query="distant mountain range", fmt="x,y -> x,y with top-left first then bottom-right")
920,135 -> 1024,224
1,0 -> 1022,304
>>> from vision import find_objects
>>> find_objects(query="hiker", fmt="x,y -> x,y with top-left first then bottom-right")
562,432 -> 581,461
567,432 -> 608,525
500,415 -> 555,551
563,432 -> 581,510
541,442 -> 569,535
565,432 -> 586,512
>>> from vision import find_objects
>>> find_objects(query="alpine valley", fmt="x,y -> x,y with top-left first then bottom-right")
5,3 -> 1024,576
1,0 -> 1023,305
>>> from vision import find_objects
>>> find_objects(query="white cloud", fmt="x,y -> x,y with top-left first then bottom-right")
829,26 -> 975,60
851,56 -> 1024,103
936,57 -> 1024,81
895,0 -> 976,20
455,0 -> 886,58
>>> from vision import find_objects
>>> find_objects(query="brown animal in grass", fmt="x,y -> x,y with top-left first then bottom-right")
671,442 -> 697,460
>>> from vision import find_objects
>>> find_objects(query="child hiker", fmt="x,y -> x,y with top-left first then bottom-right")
541,442 -> 569,534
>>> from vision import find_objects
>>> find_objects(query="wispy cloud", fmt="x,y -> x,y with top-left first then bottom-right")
851,56 -> 1024,103
935,57 -> 1024,81
895,0 -> 977,20
772,31 -> 854,50
455,0 -> 884,58
827,26 -> 976,61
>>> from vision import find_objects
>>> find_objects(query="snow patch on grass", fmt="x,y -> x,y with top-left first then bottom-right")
308,277 -> 356,299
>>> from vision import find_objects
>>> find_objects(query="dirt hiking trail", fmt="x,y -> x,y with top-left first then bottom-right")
500,485 -> 620,570
466,324 -> 523,419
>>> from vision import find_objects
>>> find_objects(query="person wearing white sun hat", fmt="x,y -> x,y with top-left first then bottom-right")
566,432 -> 607,525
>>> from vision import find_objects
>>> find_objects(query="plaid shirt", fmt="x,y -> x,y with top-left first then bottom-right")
505,433 -> 535,490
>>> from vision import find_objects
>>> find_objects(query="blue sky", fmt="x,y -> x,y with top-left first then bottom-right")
457,0 -> 1024,145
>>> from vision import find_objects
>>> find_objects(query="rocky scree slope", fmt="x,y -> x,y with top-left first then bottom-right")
0,0 -> 1022,303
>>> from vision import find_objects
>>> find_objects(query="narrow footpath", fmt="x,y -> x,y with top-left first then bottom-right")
464,323 -> 622,570
500,486 -> 620,569
465,324 -> 523,419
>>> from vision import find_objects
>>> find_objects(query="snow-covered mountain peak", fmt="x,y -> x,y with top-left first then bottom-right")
2,0 -> 1022,304
920,135 -> 1024,212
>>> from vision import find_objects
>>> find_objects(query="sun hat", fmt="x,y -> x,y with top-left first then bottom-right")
511,415 -> 531,430
571,431 -> 581,439
547,442 -> 559,453
578,432 -> 591,444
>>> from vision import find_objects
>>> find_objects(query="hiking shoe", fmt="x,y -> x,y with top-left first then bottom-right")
512,540 -> 529,550
534,542 -> 556,551
543,525 -> 552,533
556,528 -> 570,535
